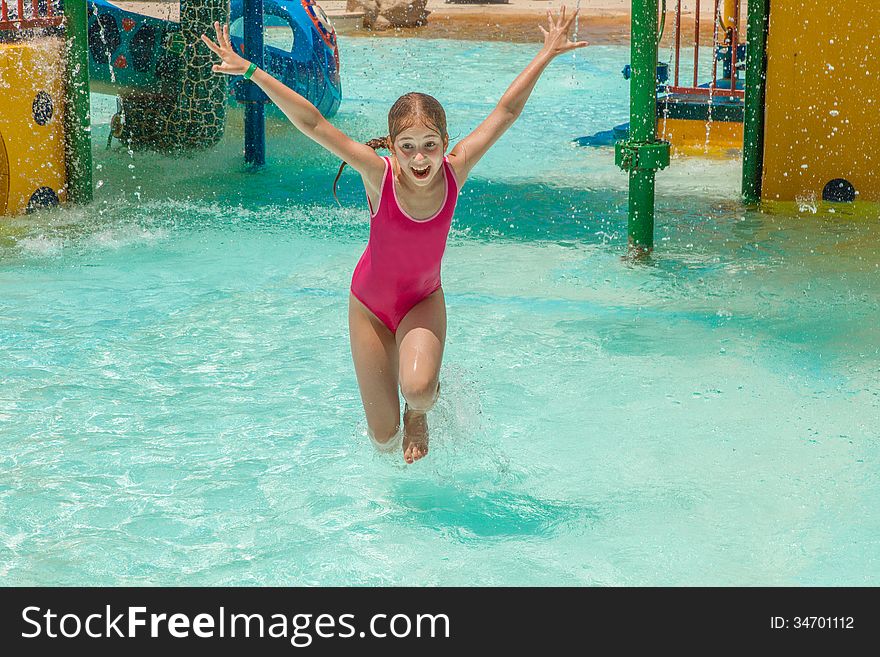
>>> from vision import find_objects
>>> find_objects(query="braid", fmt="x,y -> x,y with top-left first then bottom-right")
365,136 -> 391,150
333,136 -> 391,206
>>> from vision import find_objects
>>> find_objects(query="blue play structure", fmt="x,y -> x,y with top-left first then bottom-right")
228,0 -> 341,118
86,0 -> 341,117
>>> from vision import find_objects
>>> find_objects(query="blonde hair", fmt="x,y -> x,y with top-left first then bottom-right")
333,92 -> 449,204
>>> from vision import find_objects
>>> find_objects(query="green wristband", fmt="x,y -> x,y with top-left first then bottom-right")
243,62 -> 257,80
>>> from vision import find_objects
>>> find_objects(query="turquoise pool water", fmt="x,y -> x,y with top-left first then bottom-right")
1,37 -> 878,586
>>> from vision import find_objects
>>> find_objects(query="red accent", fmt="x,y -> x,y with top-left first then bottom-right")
666,0 -> 744,101
693,0 -> 700,88
710,0 -> 720,101
665,86 -> 744,99
114,54 -> 128,69
122,17 -> 135,31
673,0 -> 681,87
238,42 -> 245,55
730,0 -> 742,98
301,0 -> 337,50
0,0 -> 63,31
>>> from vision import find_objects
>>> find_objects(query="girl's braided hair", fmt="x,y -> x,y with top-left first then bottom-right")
333,92 -> 449,205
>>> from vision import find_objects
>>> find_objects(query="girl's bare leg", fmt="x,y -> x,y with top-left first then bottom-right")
349,294 -> 401,449
396,287 -> 446,463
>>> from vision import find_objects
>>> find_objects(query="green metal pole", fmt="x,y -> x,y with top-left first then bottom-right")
628,0 -> 658,252
742,0 -> 770,204
616,0 -> 669,256
628,167 -> 655,251
63,0 -> 93,204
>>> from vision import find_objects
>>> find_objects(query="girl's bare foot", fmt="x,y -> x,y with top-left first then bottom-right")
402,403 -> 429,463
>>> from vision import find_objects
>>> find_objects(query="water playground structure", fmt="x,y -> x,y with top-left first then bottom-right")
588,0 -> 879,251
2,0 -> 879,254
0,0 -> 341,215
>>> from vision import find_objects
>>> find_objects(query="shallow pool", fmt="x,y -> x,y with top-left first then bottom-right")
1,37 -> 878,585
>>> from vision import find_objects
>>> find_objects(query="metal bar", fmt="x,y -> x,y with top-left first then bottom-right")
628,0 -> 662,253
694,0 -> 700,87
243,0 -> 266,166
711,0 -> 720,98
674,0 -> 681,86
742,0 -> 770,203
62,0 -> 94,204
0,0 -> 71,29
0,16 -> 64,30
666,85 -> 744,97
730,0 -> 740,92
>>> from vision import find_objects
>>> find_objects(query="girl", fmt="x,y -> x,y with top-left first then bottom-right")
200,6 -> 587,463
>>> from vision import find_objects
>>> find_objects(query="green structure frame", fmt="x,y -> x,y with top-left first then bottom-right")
616,0 -> 770,251
63,0 -> 93,204
741,0 -> 769,204
615,0 -> 670,256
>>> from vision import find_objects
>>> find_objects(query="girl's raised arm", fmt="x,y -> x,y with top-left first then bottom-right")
447,6 -> 587,186
199,21 -> 385,182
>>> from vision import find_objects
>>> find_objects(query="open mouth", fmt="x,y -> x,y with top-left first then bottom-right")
411,164 -> 431,180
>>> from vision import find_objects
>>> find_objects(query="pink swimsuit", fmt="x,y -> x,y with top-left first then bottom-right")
350,155 -> 460,334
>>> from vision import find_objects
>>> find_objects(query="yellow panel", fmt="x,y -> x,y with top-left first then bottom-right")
0,37 -> 68,216
762,1 -> 880,202
657,118 -> 743,158
0,175 -> 8,215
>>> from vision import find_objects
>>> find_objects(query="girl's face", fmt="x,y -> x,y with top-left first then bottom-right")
391,123 -> 446,188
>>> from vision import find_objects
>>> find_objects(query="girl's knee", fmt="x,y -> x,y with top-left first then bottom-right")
400,377 -> 440,411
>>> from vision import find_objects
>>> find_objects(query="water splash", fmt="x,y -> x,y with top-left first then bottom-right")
569,0 -> 583,88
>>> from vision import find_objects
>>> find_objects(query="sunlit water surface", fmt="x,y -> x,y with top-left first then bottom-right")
1,38 -> 878,585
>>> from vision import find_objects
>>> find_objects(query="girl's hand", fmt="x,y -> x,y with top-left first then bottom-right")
199,21 -> 250,75
539,5 -> 589,59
